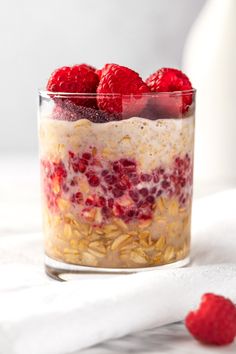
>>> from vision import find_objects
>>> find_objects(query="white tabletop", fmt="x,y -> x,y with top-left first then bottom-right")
0,155 -> 235,354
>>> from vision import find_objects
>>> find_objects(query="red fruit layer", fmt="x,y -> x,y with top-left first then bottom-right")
41,160 -> 67,212
41,150 -> 193,224
46,64 -> 193,120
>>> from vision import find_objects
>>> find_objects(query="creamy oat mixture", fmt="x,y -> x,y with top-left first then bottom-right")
39,115 -> 194,169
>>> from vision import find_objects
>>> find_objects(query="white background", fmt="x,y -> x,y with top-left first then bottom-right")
0,0 -> 205,155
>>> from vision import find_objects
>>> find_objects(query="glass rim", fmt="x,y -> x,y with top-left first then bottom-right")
39,88 -> 196,98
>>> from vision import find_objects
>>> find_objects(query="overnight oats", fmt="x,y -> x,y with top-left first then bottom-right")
39,64 -> 195,277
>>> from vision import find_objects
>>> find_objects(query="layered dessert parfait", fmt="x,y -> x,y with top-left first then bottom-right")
39,63 -> 195,270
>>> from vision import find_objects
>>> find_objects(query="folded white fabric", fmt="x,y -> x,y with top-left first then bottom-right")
0,189 -> 236,354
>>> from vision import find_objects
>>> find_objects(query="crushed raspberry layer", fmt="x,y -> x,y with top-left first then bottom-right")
41,150 -> 193,224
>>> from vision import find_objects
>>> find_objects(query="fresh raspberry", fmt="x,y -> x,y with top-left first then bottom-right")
146,68 -> 193,116
97,63 -> 150,116
185,293 -> 236,346
46,64 -> 99,107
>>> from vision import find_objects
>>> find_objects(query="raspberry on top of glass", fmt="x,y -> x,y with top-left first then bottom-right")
39,63 -> 195,269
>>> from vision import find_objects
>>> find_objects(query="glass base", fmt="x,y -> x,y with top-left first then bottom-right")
45,255 -> 190,281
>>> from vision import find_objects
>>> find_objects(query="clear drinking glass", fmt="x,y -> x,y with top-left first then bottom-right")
38,90 -> 195,280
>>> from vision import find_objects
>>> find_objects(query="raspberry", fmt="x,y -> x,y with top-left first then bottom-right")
185,293 -> 236,346
146,68 -> 193,116
46,64 -> 99,107
97,63 -> 150,116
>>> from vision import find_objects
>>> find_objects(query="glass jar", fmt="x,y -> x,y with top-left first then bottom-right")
38,90 -> 195,279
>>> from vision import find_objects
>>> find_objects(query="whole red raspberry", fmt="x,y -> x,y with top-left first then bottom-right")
185,293 -> 236,346
97,63 -> 150,116
46,64 -> 99,107
146,68 -> 193,116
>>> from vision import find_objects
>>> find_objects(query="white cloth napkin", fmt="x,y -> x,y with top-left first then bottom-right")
0,189 -> 236,354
